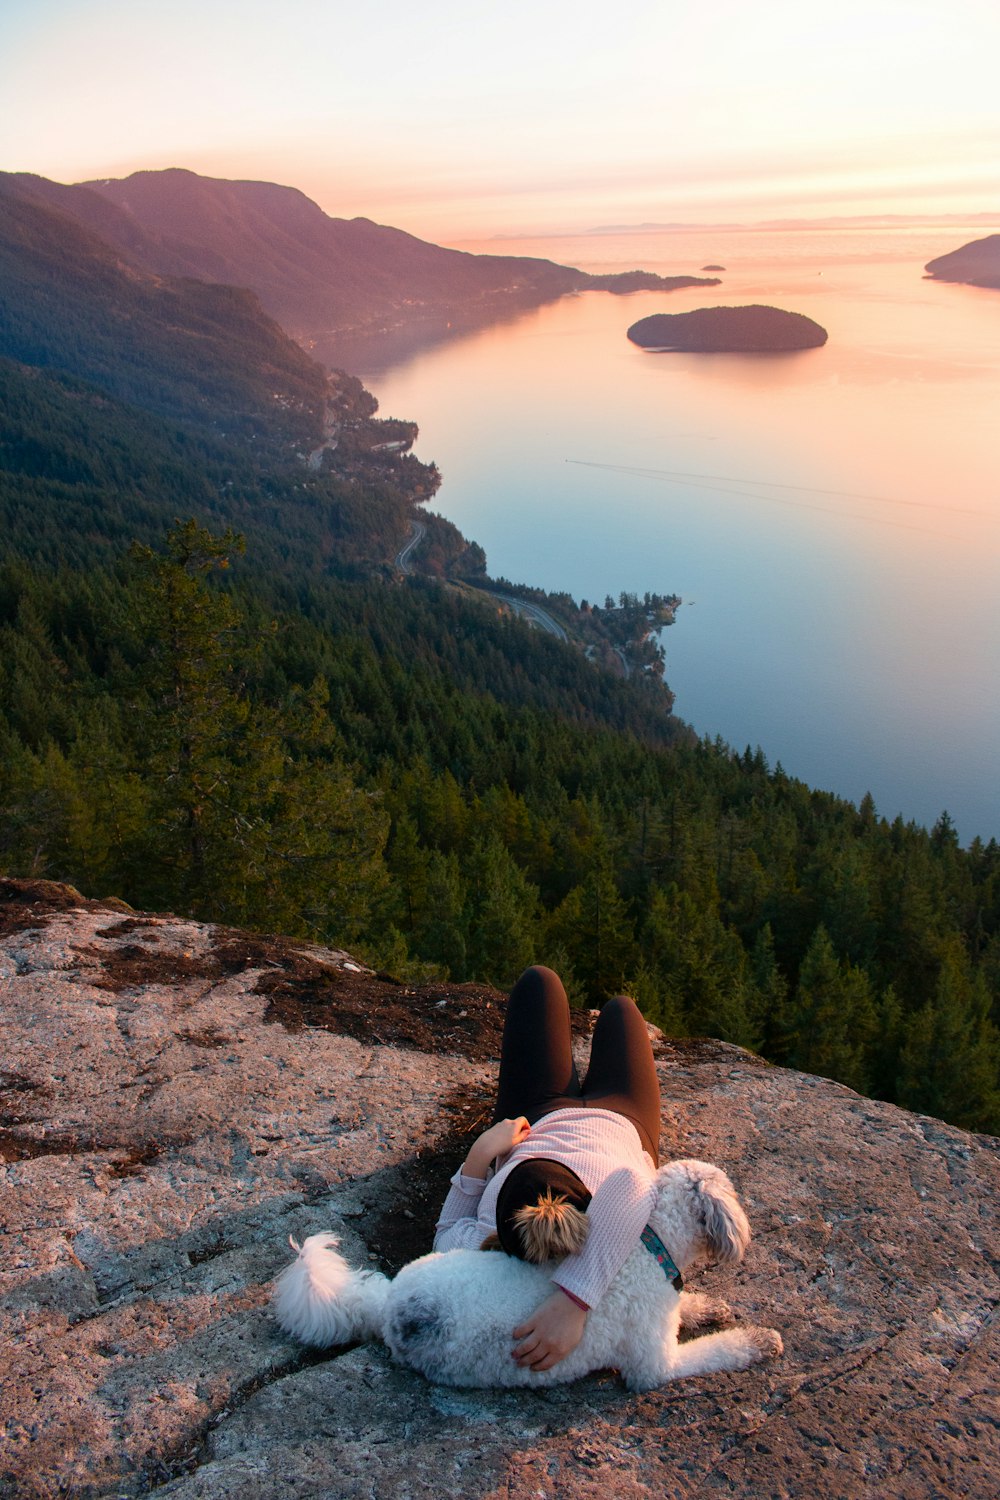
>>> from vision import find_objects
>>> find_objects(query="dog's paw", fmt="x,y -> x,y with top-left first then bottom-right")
743,1325 -> 783,1363
678,1292 -> 735,1331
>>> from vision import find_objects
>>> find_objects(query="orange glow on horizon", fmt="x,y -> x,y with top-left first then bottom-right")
2,0 -> 998,242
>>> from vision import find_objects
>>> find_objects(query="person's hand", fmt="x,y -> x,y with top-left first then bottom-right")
512,1289 -> 587,1371
461,1117 -> 530,1179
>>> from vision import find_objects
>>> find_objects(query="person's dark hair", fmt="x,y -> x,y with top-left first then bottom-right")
492,1159 -> 591,1263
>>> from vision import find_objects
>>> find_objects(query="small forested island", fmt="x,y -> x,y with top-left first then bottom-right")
924,234 -> 1000,290
627,304 -> 828,352
701,263 -> 726,271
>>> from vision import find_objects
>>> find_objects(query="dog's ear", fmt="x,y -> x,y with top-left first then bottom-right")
691,1165 -> 751,1266
671,1158 -> 749,1266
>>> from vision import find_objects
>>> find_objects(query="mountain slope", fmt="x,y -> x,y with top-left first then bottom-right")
0,173 -> 466,576
0,176 -> 327,444
75,168 -> 583,342
7,169 -> 716,364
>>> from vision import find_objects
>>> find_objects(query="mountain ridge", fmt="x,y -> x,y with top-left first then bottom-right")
7,168 -> 720,363
0,175 -> 328,444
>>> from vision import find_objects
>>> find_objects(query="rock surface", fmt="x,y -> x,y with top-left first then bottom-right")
1,878 -> 997,1499
627,305 -> 828,352
925,234 -> 1000,290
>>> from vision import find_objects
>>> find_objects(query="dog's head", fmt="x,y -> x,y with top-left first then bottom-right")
649,1159 -> 751,1272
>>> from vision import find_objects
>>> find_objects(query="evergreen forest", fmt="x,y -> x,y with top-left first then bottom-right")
2,173 -> 998,1136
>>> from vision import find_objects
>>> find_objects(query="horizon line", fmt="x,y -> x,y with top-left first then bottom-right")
481,210 -> 1000,241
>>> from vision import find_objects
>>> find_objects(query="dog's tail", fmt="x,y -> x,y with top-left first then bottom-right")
272,1233 -> 391,1348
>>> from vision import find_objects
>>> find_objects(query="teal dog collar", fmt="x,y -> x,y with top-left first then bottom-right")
641,1225 -> 684,1291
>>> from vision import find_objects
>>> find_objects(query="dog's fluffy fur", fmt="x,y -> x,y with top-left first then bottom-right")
273,1159 -> 783,1391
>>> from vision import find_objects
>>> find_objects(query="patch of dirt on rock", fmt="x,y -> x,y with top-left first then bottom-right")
0,1072 -> 48,1129
0,1125 -> 191,1168
93,917 -> 162,940
0,1071 -> 43,1093
238,933 -> 594,1062
176,1026 -> 232,1049
257,964 -> 511,1061
0,877 -> 128,938
78,940 -> 218,992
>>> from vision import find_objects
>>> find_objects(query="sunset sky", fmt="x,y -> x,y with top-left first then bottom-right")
2,0 -> 997,241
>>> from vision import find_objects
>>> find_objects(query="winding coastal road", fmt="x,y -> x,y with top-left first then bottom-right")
489,592 -> 569,642
306,424 -> 339,471
395,519 -> 427,573
393,523 -> 568,644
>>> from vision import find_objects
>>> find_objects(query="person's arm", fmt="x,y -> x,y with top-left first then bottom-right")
432,1117 -> 530,1252
550,1165 -> 653,1308
461,1116 -> 531,1180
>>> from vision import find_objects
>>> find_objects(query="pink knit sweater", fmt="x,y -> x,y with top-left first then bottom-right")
433,1107 -> 657,1308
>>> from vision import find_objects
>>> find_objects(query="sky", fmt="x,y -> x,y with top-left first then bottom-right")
1,0 -> 998,242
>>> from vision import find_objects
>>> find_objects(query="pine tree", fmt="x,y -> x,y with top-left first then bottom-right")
547,864 -> 637,1006
868,984 -> 903,1102
785,924 -> 876,1092
896,944 -> 1000,1133
462,833 -> 538,988
386,811 -> 428,934
638,884 -> 756,1047
127,520 -> 249,909
816,843 -> 877,967
748,923 -> 789,1056
625,959 -> 687,1036
413,849 -> 467,978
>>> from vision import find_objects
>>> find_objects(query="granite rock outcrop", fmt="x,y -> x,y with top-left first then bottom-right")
1,879 -> 997,1499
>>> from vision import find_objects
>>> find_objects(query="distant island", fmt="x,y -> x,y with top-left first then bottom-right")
924,234 -> 1000,290
584,270 -> 720,294
701,263 -> 726,271
627,304 -> 829,352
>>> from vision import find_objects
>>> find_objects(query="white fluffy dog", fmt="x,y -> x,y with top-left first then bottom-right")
273,1158 -> 783,1391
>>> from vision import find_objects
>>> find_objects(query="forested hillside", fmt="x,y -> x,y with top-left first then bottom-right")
1,175 -> 997,1135
0,179 -> 327,443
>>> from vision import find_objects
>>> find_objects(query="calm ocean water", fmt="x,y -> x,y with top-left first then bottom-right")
350,224 -> 1000,844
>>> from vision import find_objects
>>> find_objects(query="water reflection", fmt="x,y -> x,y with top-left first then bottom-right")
340,228 -> 1000,841
318,298 -> 560,381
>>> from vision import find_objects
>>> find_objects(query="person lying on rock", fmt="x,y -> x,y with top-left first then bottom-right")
434,964 -> 661,1372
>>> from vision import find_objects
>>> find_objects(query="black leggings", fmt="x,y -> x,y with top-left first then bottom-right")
491,966 -> 661,1164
